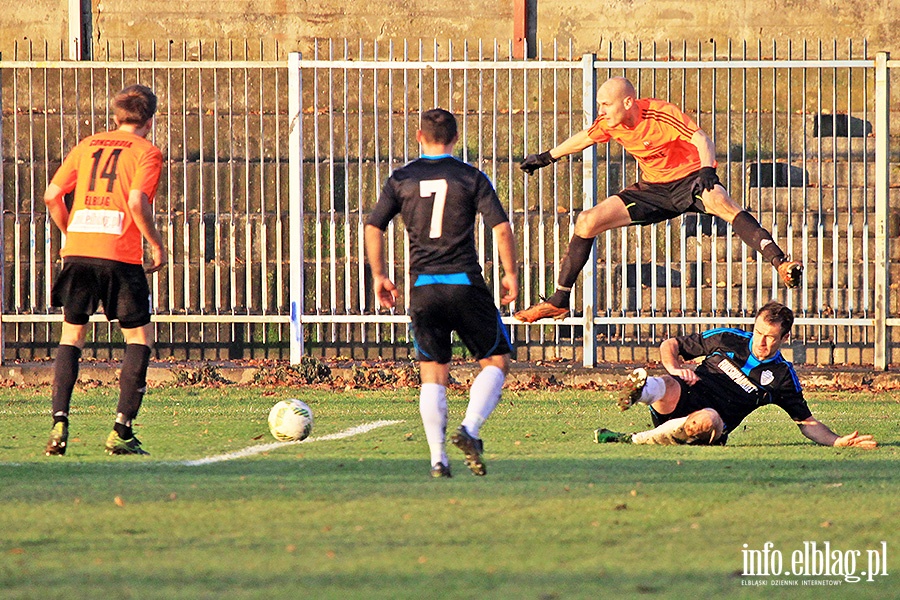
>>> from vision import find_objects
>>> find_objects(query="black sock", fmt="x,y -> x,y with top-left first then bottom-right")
731,211 -> 785,266
51,345 -> 81,420
116,344 -> 151,428
549,235 -> 594,307
114,422 -> 133,439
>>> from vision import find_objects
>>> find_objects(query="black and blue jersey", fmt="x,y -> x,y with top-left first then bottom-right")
675,327 -> 812,432
366,155 -> 509,275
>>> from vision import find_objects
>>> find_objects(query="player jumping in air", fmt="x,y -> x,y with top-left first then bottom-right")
365,108 -> 518,478
515,76 -> 802,323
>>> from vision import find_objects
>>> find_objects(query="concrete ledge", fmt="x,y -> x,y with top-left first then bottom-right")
3,360 -> 898,390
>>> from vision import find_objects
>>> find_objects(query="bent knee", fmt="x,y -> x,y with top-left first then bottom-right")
479,353 -> 510,375
684,408 -> 725,444
702,189 -> 741,220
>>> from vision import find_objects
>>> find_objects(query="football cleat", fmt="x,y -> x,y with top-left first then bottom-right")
513,301 -> 569,323
777,260 -> 803,288
450,426 -> 486,476
44,422 -> 69,456
105,430 -> 149,455
430,462 -> 452,479
618,367 -> 648,411
593,428 -> 633,444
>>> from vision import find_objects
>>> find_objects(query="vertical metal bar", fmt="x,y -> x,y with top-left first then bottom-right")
725,41 -> 734,314
275,54 -> 284,314
28,63 -> 36,315
342,41 -> 351,323
41,53 -> 50,312
328,40 -> 337,329
68,0 -> 85,61
244,52 -> 253,313
288,52 -> 304,362
801,42 -> 810,317
357,41 -> 366,344
12,65 -> 21,313
862,41 -> 871,316
830,41 -> 839,315
258,51 -> 268,315
536,44 -> 547,346
181,44 -> 190,319
815,42 -> 825,320
846,40 -> 854,315
873,51 -> 889,370
581,53 -> 597,367
0,53 -> 4,361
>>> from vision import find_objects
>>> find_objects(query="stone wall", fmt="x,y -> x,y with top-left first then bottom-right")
1,1 -> 896,60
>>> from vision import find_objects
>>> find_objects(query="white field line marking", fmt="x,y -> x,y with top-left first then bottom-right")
179,419 -> 404,466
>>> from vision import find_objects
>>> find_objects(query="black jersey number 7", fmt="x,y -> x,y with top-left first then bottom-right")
420,179 -> 448,238
87,148 -> 123,193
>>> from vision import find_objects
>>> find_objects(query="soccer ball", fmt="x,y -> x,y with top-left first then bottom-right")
267,399 -> 314,442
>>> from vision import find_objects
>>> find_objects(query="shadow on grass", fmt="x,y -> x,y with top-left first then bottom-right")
2,452 -> 896,504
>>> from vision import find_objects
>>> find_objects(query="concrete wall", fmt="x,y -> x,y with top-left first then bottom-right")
1,1 -> 896,60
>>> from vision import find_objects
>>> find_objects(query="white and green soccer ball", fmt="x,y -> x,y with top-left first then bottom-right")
267,399 -> 314,442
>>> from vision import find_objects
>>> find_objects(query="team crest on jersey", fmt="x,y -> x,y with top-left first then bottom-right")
760,370 -> 774,386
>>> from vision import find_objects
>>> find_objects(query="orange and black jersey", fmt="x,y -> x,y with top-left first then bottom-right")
587,97 -> 713,183
367,155 -> 509,275
51,129 -> 163,265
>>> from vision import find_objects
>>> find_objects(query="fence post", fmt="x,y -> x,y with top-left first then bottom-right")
874,51 -> 890,370
0,52 -> 4,365
581,53 -> 597,367
288,53 -> 305,364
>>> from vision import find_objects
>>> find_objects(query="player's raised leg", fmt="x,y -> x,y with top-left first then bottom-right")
702,186 -> 803,288
515,196 -> 630,323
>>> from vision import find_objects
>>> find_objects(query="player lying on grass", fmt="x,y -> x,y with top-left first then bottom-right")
594,301 -> 877,449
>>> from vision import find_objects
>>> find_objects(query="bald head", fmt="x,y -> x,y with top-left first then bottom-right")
596,77 -> 638,127
599,76 -> 636,101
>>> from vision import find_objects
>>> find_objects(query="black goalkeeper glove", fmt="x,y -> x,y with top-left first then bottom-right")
691,166 -> 721,196
520,151 -> 558,175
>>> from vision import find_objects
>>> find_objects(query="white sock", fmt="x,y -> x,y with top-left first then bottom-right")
419,383 -> 448,466
631,417 -> 688,445
638,376 -> 666,404
461,365 -> 506,439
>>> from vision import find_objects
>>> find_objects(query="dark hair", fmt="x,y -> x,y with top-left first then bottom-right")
420,108 -> 458,145
112,84 -> 158,125
756,300 -> 794,336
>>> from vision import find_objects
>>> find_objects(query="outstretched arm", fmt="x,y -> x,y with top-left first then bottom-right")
548,129 -> 597,160
521,129 -> 597,175
796,417 -> 877,449
364,224 -> 398,309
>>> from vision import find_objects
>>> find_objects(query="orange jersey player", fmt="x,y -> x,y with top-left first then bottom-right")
515,77 -> 803,323
43,84 -> 165,457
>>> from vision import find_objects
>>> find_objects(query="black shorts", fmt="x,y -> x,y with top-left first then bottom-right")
408,272 -> 512,364
617,170 -> 723,225
51,257 -> 152,328
648,378 -> 730,445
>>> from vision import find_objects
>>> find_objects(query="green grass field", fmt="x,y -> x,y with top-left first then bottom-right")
1,383 -> 897,599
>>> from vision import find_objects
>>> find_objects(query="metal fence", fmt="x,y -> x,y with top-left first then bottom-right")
2,40 -> 898,367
